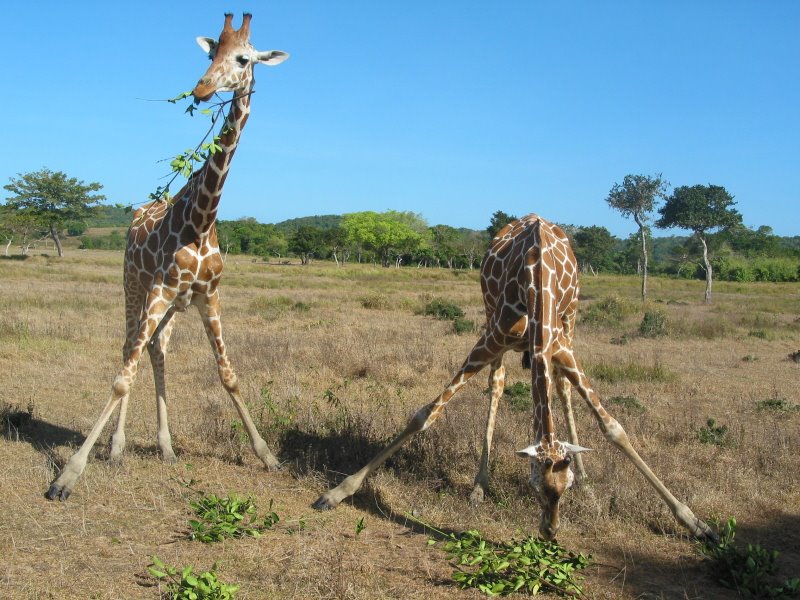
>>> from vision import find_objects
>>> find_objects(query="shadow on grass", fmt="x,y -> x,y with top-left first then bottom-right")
601,512 -> 800,599
1,402 -> 85,469
277,423 -> 800,598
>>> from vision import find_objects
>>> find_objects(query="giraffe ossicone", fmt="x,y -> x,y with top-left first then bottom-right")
314,214 -> 716,544
46,13 -> 288,501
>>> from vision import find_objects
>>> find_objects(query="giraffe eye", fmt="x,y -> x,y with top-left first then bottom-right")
564,455 -> 572,465
236,55 -> 250,66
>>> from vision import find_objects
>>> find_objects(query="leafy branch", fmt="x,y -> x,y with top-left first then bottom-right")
698,517 -> 800,598
408,514 -> 590,597
188,491 -> 280,543
148,556 -> 239,600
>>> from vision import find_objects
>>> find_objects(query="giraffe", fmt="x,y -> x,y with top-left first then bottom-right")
313,214 -> 715,542
46,13 -> 289,501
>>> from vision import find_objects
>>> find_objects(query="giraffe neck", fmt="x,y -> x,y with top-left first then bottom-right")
187,87 -> 252,235
532,354 -> 556,444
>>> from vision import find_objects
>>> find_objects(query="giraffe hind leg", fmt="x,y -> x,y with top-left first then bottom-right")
197,291 -> 279,470
554,369 -> 587,481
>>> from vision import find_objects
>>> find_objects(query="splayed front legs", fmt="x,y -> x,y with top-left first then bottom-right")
46,290 -> 279,501
313,342 -> 494,510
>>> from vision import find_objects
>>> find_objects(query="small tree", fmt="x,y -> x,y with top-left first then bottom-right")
605,173 -> 668,300
657,184 -> 742,303
3,168 -> 105,257
572,225 -> 617,275
486,210 -> 518,239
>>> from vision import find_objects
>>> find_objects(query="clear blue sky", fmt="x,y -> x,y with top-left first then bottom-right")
3,1 -> 798,237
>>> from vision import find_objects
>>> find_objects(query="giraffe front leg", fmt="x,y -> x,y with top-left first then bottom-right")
198,292 -> 279,470
313,400 -> 441,510
46,292 -> 169,500
554,350 -> 716,542
314,340 -> 495,511
470,361 -> 505,507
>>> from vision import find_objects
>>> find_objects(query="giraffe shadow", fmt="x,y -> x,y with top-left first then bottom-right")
0,403 -> 85,469
602,512 -> 800,599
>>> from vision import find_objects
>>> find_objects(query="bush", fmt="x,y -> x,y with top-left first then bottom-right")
697,418 -> 735,448
452,318 -> 475,335
639,309 -> 668,337
502,382 -> 532,412
361,293 -> 391,310
580,295 -> 635,328
423,298 -> 465,320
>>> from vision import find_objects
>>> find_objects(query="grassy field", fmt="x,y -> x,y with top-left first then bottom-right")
1,249 -> 798,599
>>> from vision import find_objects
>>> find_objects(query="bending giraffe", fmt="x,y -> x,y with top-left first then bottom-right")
314,214 -> 715,541
46,14 -> 289,501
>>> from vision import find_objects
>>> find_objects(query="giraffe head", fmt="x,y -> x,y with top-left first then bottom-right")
516,440 -> 591,540
192,13 -> 288,103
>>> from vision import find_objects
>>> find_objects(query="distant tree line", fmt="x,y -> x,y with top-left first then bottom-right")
2,168 -> 798,291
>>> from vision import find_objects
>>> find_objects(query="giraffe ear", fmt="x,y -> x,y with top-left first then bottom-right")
255,50 -> 289,66
562,442 -> 592,455
196,37 -> 217,56
516,445 -> 539,458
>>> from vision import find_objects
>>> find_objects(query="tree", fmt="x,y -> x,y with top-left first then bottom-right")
486,210 -> 518,239
288,225 -> 325,265
572,226 -> 617,275
341,211 -> 427,267
3,168 -> 105,257
656,184 -> 742,303
605,173 -> 668,300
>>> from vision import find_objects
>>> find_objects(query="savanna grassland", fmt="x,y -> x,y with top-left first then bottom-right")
1,248 -> 798,599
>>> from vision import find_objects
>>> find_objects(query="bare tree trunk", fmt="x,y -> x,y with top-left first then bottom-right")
49,224 -> 64,257
3,235 -> 11,256
634,214 -> 648,301
699,234 -> 712,304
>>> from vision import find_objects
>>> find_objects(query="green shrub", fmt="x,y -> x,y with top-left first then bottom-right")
423,298 -> 465,320
698,517 -> 800,598
609,396 -> 645,412
756,397 -> 798,412
697,418 -> 735,448
502,382 -> 532,412
580,295 -> 635,328
639,309 -> 668,337
452,318 -> 475,335
587,360 -> 673,384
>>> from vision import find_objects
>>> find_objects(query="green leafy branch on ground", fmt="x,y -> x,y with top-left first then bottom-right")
188,492 -> 279,543
148,556 -> 239,600
698,517 -> 800,598
409,515 -> 590,597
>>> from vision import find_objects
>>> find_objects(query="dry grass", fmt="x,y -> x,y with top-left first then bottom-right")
1,252 -> 798,599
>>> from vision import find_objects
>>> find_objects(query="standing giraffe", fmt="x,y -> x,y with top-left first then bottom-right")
46,13 -> 289,501
314,214 -> 715,541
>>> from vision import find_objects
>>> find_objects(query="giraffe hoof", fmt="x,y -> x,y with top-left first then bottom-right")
469,486 -> 486,507
162,453 -> 178,465
45,483 -> 71,501
312,494 -> 338,511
